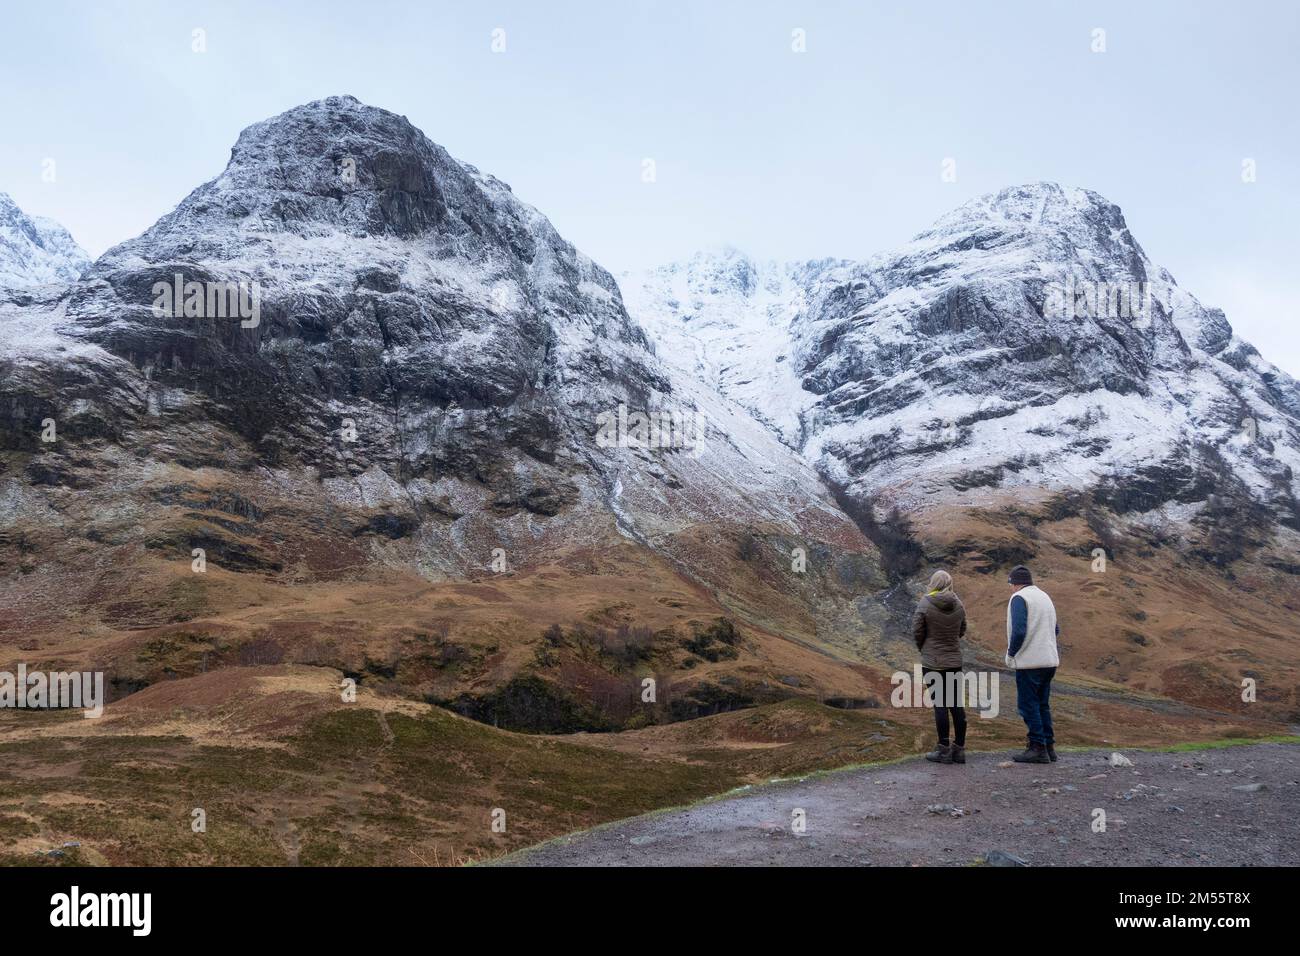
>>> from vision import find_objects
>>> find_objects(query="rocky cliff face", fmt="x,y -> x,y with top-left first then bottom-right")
0,192 -> 91,289
3,102 -> 1296,728
0,97 -> 878,682
58,96 -> 660,486
625,184 -> 1300,529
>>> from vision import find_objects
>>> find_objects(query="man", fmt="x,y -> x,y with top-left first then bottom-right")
1005,565 -> 1059,764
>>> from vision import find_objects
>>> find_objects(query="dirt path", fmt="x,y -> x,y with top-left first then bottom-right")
499,743 -> 1300,866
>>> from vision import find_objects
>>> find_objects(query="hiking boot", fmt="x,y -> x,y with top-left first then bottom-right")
1047,744 -> 1058,762
1013,742 -> 1050,764
950,744 -> 966,764
925,743 -> 953,764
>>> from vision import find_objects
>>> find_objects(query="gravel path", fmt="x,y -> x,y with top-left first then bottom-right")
501,743 -> 1300,866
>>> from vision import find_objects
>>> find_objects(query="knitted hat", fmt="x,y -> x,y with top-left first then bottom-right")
1008,565 -> 1033,585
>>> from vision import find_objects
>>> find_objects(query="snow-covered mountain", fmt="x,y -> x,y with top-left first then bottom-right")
621,249 -> 849,447
0,191 -> 91,289
624,184 -> 1300,527
2,98 -> 1298,736
1,97 -> 873,615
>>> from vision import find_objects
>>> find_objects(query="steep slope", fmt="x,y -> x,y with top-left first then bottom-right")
620,248 -> 851,447
625,184 -> 1300,523
0,97 -> 884,726
0,192 -> 91,289
1,113 -> 1294,866
625,184 -> 1300,721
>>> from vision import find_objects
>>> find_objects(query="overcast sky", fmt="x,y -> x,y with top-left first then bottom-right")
2,0 -> 1296,374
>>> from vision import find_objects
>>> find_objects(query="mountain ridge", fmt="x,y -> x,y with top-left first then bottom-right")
0,97 -> 886,726
0,191 -> 91,290
1,98 -> 1297,868
623,182 -> 1300,529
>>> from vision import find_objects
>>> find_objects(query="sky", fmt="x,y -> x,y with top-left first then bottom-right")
2,0 -> 1296,374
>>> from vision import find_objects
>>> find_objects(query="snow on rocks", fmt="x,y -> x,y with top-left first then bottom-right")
0,192 -> 91,290
623,183 -> 1300,522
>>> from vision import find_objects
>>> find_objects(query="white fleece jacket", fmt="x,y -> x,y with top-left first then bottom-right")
1005,585 -> 1060,669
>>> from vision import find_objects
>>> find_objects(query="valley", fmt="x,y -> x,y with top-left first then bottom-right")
1,96 -> 1297,866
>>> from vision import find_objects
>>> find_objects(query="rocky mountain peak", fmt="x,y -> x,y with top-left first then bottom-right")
4,98 -> 860,594
97,96 -> 589,272
937,181 -> 1118,227
61,96 -> 660,435
625,185 -> 1300,525
681,246 -> 761,297
907,181 -> 1147,283
0,191 -> 92,290
214,94 -> 461,239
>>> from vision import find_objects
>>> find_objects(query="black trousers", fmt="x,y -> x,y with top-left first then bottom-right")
923,667 -> 967,746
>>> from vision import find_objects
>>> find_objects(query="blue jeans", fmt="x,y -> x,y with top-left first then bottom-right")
1015,667 -> 1056,746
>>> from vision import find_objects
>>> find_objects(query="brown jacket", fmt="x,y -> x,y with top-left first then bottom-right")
912,590 -> 967,670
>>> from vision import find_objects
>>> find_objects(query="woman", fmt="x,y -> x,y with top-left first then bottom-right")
911,569 -> 968,765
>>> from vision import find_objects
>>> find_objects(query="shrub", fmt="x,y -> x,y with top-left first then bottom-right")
681,618 -> 740,662
238,636 -> 285,666
737,532 -> 761,562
